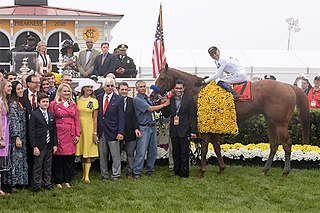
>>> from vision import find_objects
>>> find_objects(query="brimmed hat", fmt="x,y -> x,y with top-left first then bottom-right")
75,79 -> 100,92
118,44 -> 128,51
89,74 -> 98,81
314,75 -> 320,81
26,32 -> 35,40
61,39 -> 80,53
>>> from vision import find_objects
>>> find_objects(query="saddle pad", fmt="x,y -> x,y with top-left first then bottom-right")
233,81 -> 253,101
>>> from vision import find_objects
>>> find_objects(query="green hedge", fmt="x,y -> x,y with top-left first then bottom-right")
225,109 -> 320,146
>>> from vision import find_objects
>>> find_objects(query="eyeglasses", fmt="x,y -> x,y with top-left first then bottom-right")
31,81 -> 41,85
106,85 -> 114,87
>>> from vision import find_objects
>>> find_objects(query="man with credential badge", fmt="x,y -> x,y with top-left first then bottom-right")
161,79 -> 197,178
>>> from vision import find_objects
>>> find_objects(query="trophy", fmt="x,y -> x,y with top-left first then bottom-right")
57,53 -> 64,75
20,57 -> 30,75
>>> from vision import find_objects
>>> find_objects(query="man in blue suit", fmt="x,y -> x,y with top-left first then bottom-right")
97,77 -> 125,180
93,42 -> 116,77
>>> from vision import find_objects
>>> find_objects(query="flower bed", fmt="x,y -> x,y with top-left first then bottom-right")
156,142 -> 320,162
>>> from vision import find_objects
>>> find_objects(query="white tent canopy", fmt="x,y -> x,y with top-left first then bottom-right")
131,49 -> 320,84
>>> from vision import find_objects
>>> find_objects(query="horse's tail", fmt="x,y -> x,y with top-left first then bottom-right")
291,85 -> 310,144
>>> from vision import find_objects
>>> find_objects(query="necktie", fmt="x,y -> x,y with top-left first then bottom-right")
103,96 -> 109,114
42,112 -> 50,144
31,93 -> 36,110
101,54 -> 106,65
124,97 -> 127,112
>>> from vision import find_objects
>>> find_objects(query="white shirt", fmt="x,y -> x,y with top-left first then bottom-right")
204,54 -> 246,83
28,89 -> 37,107
103,92 -> 113,110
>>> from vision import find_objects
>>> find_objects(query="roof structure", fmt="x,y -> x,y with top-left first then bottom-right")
0,5 -> 122,17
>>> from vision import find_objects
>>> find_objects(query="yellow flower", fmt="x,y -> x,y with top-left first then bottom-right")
52,72 -> 61,85
197,82 -> 238,135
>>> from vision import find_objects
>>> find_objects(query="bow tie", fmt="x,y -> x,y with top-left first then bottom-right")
86,49 -> 92,51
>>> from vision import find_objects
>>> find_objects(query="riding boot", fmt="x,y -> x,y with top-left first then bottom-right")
217,81 -> 239,100
84,163 -> 91,183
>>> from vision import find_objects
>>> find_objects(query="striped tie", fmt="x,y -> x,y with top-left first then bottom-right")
43,112 -> 50,144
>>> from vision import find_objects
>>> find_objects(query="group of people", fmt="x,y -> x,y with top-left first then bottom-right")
7,33 -> 138,79
0,65 -> 200,195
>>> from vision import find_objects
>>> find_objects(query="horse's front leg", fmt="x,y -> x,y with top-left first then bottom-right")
212,134 -> 226,174
197,135 -> 209,178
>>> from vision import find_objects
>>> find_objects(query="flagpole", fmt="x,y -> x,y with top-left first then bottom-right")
159,3 -> 164,69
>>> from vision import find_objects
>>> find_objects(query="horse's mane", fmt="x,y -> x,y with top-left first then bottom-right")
163,67 -> 202,80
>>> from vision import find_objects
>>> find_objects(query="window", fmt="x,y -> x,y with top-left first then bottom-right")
47,31 -> 72,62
0,32 -> 10,71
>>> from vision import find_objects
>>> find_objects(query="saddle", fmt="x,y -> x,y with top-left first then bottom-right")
233,81 -> 253,101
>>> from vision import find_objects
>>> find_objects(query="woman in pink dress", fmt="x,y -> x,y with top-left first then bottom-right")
49,83 -> 80,189
0,79 -> 12,195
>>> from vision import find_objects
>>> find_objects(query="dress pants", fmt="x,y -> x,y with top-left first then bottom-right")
98,133 -> 121,179
171,137 -> 190,177
52,154 -> 75,184
124,140 -> 137,176
33,144 -> 52,189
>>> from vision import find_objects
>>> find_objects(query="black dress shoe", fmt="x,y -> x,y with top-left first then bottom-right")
33,188 -> 41,192
45,186 -> 53,190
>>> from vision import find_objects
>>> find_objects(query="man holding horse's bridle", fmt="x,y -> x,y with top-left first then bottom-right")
195,46 -> 249,100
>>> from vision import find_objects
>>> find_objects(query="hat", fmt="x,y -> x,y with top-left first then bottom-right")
75,79 -> 100,92
89,74 -> 98,81
208,46 -> 218,55
61,39 -> 80,53
264,74 -> 276,80
26,32 -> 35,40
314,75 -> 320,81
118,44 -> 128,51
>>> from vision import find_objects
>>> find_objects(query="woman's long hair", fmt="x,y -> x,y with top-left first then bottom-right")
0,79 -> 10,113
8,81 -> 23,106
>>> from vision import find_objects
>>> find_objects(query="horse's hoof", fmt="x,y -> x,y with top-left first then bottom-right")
282,172 -> 289,177
261,169 -> 268,176
197,170 -> 205,179
218,167 -> 225,175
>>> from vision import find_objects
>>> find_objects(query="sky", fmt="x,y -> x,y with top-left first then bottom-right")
3,0 -> 320,53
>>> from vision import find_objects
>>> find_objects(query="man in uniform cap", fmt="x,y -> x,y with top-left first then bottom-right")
8,32 -> 37,62
110,44 -> 137,78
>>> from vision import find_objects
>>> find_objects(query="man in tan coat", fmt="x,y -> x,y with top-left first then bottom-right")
77,38 -> 100,77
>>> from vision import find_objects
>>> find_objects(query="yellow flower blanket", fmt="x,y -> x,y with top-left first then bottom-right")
197,82 -> 238,135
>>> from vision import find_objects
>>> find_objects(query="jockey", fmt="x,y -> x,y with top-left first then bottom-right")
195,46 -> 249,100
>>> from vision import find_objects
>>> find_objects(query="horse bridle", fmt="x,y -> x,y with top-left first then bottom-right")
161,71 -> 174,95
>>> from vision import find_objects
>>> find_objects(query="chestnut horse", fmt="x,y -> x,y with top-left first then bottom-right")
153,65 -> 310,177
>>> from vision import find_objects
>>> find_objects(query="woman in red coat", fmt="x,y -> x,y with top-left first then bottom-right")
49,83 -> 80,188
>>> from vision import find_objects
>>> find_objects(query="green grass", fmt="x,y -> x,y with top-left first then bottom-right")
1,164 -> 320,213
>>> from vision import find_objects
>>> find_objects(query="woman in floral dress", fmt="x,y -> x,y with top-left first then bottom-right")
4,81 -> 28,191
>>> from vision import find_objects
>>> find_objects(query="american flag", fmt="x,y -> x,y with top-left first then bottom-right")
152,4 -> 167,78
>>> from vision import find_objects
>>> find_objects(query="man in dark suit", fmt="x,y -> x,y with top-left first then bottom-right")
97,77 -> 125,180
93,42 -> 115,77
161,79 -> 197,178
117,82 -> 141,179
111,44 -> 137,78
77,38 -> 100,78
29,93 -> 58,191
20,74 -> 40,186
